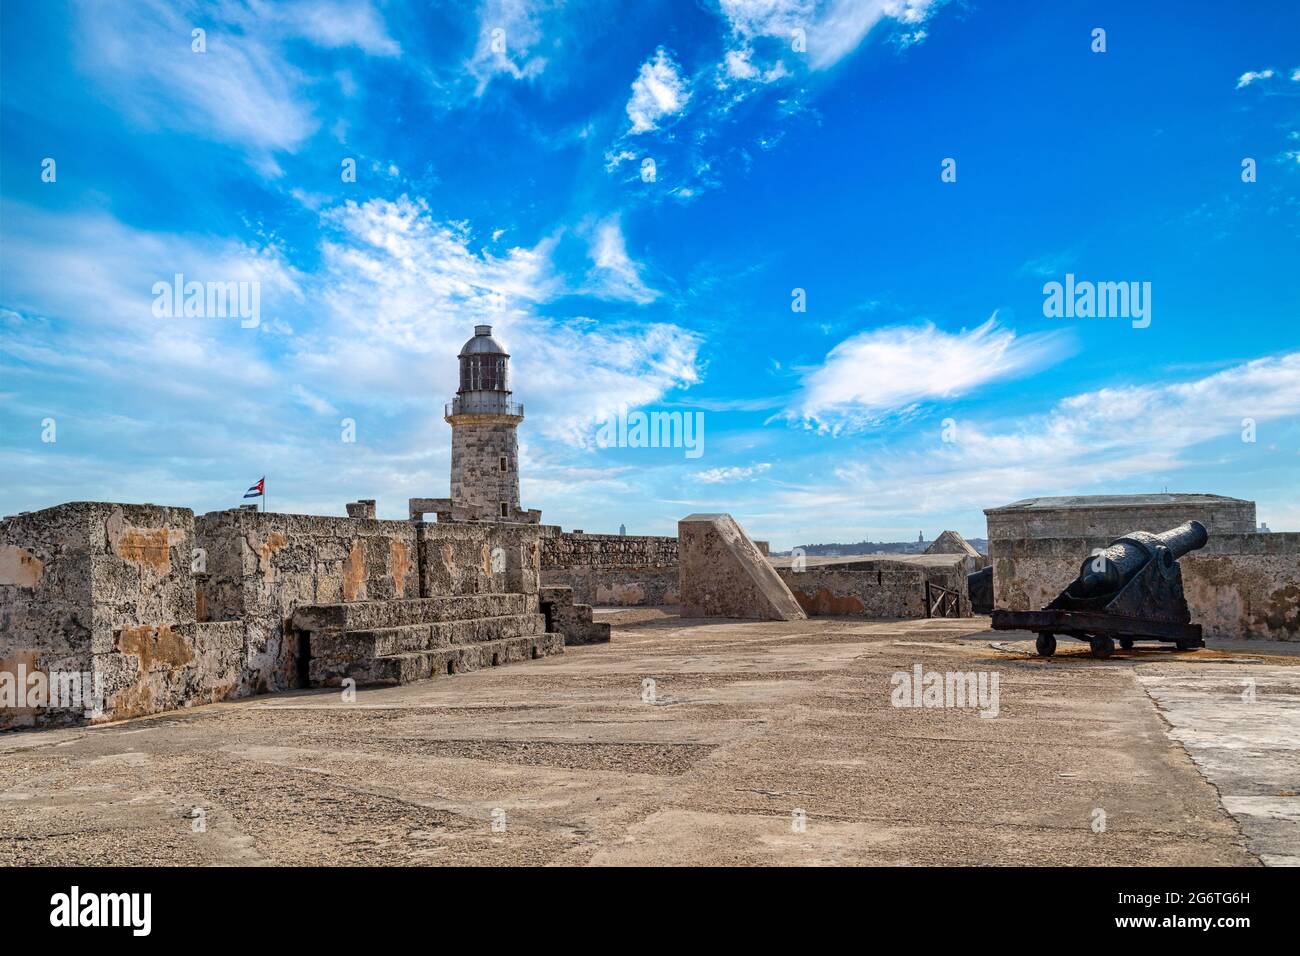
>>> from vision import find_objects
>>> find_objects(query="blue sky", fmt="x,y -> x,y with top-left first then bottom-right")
2,0 -> 1298,548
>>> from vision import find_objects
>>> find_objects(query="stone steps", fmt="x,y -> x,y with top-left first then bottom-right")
292,592 -> 535,633
540,585 -> 611,645
295,593 -> 564,688
312,612 -> 547,659
310,631 -> 563,687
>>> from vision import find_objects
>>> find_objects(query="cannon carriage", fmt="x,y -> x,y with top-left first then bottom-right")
991,520 -> 1208,658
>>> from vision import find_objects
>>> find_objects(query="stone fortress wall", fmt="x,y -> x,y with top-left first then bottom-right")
0,501 -> 574,730
776,560 -> 974,618
538,524 -> 984,618
538,526 -> 681,606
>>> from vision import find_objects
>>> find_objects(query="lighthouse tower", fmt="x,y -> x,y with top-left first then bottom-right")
444,325 -> 535,522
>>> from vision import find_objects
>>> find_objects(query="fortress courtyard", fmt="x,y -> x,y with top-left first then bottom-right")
2,612 -> 1296,867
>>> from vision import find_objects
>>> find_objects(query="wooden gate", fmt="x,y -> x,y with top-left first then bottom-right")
926,582 -> 960,618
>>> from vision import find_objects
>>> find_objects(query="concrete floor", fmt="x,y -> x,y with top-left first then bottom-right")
1,615 -> 1296,866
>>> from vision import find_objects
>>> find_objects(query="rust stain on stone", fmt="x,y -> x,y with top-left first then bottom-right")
343,541 -> 366,603
792,588 -> 867,616
0,545 -> 44,587
0,650 -> 42,720
113,527 -> 174,573
248,531 -> 289,581
389,539 -> 411,598
1263,583 -> 1300,634
102,681 -> 156,723
115,624 -> 193,673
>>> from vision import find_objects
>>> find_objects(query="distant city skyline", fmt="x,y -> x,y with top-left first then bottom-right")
2,1 -> 1298,550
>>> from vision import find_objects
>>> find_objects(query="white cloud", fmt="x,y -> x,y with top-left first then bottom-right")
692,463 -> 772,483
718,0 -> 941,72
303,197 -> 693,441
1292,68 -> 1300,82
0,196 -> 702,517
626,47 -> 692,133
783,317 -> 1071,433
769,352 -> 1300,530
1236,68 -> 1275,89
73,0 -> 398,170
724,48 -> 761,80
604,149 -> 638,171
467,0 -> 552,94
582,217 -> 660,304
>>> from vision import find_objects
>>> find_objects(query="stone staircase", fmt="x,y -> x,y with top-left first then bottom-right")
539,586 -> 610,645
292,593 -> 563,687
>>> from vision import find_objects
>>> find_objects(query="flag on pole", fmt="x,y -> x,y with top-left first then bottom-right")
243,478 -> 265,499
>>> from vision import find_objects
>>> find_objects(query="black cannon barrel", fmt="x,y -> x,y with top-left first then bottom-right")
1149,520 -> 1209,560
1073,520 -> 1208,599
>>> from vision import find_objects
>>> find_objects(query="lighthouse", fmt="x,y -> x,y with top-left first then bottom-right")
444,325 -> 535,522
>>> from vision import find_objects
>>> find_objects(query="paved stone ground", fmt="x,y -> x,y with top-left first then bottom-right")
1,615 -> 1295,866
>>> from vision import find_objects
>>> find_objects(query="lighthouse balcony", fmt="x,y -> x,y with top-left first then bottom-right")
445,396 -> 524,418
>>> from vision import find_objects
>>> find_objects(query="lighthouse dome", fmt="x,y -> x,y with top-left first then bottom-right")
457,325 -> 511,393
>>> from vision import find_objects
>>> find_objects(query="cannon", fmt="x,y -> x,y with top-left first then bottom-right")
991,520 -> 1208,658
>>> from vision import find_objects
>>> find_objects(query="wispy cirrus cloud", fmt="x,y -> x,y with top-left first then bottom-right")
605,1 -> 948,203
581,216 -> 660,304
782,317 -> 1072,434
466,0 -> 555,94
691,462 -> 771,483
763,351 -> 1300,535
74,0 -> 399,173
0,194 -> 700,514
718,0 -> 943,72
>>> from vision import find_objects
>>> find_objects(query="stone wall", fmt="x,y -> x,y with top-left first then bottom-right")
195,509 -> 420,696
538,526 -> 680,606
985,495 -> 1257,558
417,521 -> 541,598
992,532 -> 1300,640
1,503 -> 242,729
2,501 -> 559,728
540,567 -> 680,606
539,527 -> 678,568
778,562 -> 973,618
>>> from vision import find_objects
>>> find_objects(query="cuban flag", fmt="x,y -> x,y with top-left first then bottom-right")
243,478 -> 265,499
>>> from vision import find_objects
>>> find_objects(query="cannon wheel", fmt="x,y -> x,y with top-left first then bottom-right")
1035,633 -> 1057,657
1119,637 -> 1134,650
1089,635 -> 1115,658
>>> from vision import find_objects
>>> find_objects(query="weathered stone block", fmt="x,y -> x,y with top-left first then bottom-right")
678,513 -> 805,621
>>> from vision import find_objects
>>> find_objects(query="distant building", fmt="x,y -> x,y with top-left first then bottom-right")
925,530 -> 980,558
1259,523 -> 1272,533
917,531 -> 924,543
619,523 -> 627,536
